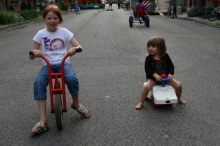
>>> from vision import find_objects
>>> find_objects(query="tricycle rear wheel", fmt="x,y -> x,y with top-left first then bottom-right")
55,93 -> 63,129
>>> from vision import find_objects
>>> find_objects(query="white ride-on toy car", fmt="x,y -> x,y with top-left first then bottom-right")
144,74 -> 178,107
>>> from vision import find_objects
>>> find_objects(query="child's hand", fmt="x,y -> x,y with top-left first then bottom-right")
68,46 -> 82,56
168,74 -> 173,79
32,50 -> 41,58
68,47 -> 77,56
153,73 -> 161,82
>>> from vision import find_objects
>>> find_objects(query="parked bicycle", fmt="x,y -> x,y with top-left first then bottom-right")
206,5 -> 220,21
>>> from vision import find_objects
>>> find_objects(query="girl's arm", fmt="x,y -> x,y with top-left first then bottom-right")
165,53 -> 174,75
29,41 -> 41,60
145,56 -> 155,78
68,37 -> 83,56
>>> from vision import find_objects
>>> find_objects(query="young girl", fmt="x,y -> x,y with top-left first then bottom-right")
29,4 -> 90,134
135,36 -> 186,109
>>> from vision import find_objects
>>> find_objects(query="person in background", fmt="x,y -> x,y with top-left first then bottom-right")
118,0 -> 121,9
102,0 -> 106,10
109,0 -> 113,9
170,0 -> 177,18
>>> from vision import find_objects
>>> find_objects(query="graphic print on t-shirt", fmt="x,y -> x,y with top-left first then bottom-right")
42,37 -> 64,51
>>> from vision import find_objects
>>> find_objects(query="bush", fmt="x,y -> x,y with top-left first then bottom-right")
13,13 -> 25,23
187,7 -> 215,17
19,10 -> 38,20
58,1 -> 69,11
56,3 -> 62,10
0,11 -> 14,24
187,7 -> 200,17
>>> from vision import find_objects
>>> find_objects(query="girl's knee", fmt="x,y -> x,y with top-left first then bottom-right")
34,77 -> 47,87
143,82 -> 154,91
65,76 -> 78,84
65,76 -> 79,94
174,81 -> 182,90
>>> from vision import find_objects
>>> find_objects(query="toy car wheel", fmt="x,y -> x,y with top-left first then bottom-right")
129,16 -> 133,27
145,17 -> 150,27
151,97 -> 158,108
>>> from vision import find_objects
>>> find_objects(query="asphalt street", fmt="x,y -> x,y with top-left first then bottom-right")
0,4 -> 220,146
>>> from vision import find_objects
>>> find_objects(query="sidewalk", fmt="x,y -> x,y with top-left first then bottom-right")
178,12 -> 220,28
0,11 -> 220,31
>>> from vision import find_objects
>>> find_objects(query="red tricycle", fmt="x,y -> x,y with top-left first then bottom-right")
29,48 -> 82,129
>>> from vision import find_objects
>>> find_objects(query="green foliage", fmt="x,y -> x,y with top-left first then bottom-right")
0,11 -> 14,24
187,7 -> 215,17
19,10 -> 38,20
56,3 -> 62,10
57,1 -> 69,11
13,13 -> 25,23
187,7 -> 200,17
216,22 -> 220,26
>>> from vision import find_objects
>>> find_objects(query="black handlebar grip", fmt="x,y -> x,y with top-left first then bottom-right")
76,47 -> 82,53
29,51 -> 34,55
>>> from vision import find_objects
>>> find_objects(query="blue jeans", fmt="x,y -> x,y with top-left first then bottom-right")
34,63 -> 79,100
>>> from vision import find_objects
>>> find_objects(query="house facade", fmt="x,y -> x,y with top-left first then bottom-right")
182,0 -> 218,8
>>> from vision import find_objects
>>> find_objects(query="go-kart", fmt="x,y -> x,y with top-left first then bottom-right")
144,74 -> 178,108
129,7 -> 149,27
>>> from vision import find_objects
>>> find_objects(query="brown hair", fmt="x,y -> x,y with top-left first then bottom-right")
42,4 -> 63,23
147,36 -> 166,57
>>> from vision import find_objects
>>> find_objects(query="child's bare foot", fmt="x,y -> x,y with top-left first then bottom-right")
178,98 -> 186,104
135,103 -> 143,110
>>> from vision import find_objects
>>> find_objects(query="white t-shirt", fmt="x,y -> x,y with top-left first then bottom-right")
101,0 -> 105,4
33,27 -> 74,66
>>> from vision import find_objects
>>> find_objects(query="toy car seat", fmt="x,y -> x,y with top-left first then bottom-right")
135,7 -> 146,24
135,6 -> 145,18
